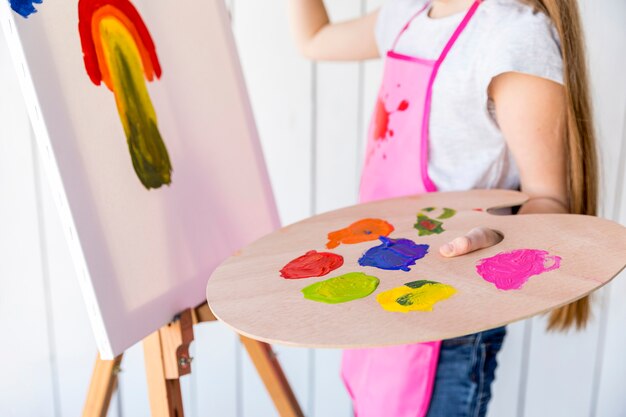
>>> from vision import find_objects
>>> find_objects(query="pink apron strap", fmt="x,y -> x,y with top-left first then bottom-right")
420,0 -> 481,192
390,1 -> 432,51
434,0 -> 481,65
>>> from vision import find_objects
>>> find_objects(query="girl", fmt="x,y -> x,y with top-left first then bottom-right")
287,0 -> 597,416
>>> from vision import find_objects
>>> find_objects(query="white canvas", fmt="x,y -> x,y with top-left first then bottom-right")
1,0 -> 279,359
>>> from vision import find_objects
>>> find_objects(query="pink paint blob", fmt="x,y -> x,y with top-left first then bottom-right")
476,249 -> 561,290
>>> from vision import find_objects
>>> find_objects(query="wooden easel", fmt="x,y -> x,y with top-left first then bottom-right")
82,302 -> 304,417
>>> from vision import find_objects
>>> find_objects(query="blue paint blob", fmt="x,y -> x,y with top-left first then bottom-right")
358,236 -> 429,271
9,0 -> 43,18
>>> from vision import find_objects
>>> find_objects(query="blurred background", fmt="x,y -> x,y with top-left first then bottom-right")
1,0 -> 625,416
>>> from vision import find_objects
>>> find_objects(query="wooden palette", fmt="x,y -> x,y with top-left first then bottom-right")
205,190 -> 626,348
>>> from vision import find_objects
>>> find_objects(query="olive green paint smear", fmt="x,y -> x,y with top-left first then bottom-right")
438,208 -> 457,219
102,20 -> 173,189
114,44 -> 172,189
301,272 -> 380,304
414,214 -> 445,236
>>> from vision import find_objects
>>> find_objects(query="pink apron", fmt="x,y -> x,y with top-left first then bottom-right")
343,2 -> 481,416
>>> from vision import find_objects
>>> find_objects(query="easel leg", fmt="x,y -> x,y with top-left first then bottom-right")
83,304 -> 304,417
143,309 -> 194,417
143,330 -> 185,417
240,335 -> 304,417
82,354 -> 123,417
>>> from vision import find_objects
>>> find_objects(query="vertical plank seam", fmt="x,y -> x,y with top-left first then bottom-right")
347,3 -> 367,416
355,0 -> 367,196
588,96 -> 626,417
308,59 -> 318,417
30,133 -> 62,417
189,342 -> 198,417
588,287 -> 610,417
355,62 -> 365,191
308,349 -> 316,417
310,61 -> 318,216
117,376 -> 124,417
610,98 -> 626,222
516,319 -> 533,417
231,1 -> 244,412
229,2 -> 244,417
236,332 -> 243,417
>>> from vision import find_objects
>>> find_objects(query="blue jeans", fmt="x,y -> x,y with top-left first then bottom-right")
426,326 -> 507,417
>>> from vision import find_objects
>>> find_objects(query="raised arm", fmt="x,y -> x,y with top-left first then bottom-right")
287,0 -> 380,61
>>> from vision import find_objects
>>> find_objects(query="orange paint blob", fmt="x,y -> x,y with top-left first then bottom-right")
326,218 -> 395,249
91,5 -> 157,91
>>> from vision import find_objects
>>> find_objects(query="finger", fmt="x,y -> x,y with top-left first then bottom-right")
440,227 -> 503,257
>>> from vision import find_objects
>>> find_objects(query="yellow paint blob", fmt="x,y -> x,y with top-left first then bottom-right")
376,280 -> 456,313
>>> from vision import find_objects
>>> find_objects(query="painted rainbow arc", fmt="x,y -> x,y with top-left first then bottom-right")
78,0 -> 172,189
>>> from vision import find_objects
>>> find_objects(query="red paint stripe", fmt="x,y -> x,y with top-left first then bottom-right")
78,0 -> 161,85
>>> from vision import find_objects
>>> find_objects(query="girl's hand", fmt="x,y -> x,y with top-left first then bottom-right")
439,227 -> 503,257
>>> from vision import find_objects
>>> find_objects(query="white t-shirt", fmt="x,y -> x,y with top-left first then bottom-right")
375,0 -> 564,191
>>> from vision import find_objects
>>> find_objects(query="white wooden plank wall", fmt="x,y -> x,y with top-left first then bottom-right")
1,0 -> 624,416
0,33 -> 59,417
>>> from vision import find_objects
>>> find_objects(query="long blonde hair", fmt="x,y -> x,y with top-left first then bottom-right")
524,0 -> 599,330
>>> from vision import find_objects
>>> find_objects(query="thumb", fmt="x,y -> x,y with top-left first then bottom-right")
439,227 -> 503,257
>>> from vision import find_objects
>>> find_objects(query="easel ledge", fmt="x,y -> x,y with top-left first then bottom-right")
82,302 -> 304,417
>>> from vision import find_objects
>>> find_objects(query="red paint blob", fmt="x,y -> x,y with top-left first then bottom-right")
373,98 -> 390,141
373,97 -> 409,141
420,220 -> 437,230
280,250 -> 344,279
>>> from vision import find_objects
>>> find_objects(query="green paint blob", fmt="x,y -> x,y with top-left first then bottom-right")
404,280 -> 438,289
414,214 -> 445,236
397,280 -> 438,305
396,279 -> 439,306
438,207 -> 457,220
395,293 -> 415,306
301,272 -> 380,304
